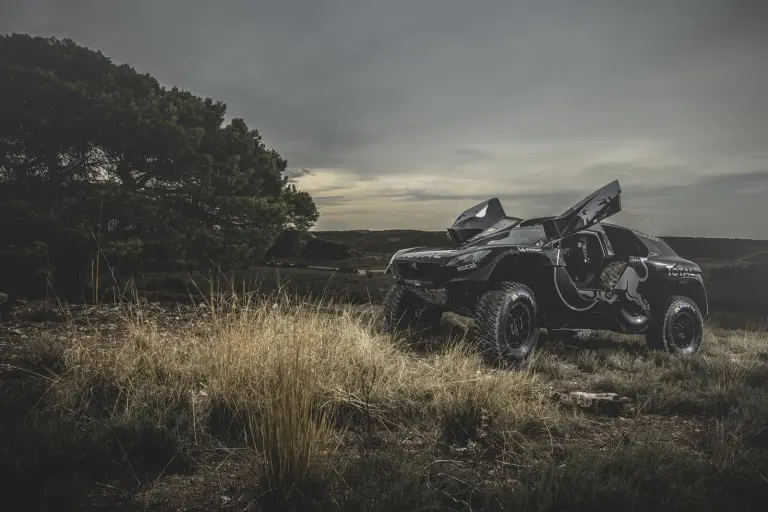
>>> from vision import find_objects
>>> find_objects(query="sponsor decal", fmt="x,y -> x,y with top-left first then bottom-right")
447,249 -> 493,267
518,247 -> 542,253
665,264 -> 697,278
615,258 -> 651,312
402,250 -> 456,259
456,262 -> 478,272
580,289 -> 620,302
632,230 -> 664,243
554,257 -> 650,313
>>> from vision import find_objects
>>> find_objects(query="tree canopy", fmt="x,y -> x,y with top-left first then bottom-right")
0,33 -> 318,299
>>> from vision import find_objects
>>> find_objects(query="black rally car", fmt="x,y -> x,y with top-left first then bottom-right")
382,180 -> 708,363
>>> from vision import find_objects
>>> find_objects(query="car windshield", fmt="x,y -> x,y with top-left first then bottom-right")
467,225 -> 547,247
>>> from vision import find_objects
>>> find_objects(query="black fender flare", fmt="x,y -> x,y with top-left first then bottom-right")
651,278 -> 709,317
484,252 -> 554,289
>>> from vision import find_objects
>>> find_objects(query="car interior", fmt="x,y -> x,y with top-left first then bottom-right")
602,225 -> 650,258
560,231 -> 606,287
561,225 -> 650,291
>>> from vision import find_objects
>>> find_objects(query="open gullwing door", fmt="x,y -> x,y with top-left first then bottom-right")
543,180 -> 622,241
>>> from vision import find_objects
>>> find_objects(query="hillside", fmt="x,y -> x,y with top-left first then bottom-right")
312,229 -> 453,256
663,236 -> 768,262
312,229 -> 768,266
312,230 -> 768,263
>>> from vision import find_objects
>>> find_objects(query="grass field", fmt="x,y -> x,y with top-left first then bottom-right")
2,279 -> 768,511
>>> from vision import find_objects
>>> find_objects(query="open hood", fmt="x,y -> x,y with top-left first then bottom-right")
447,197 -> 522,245
543,180 -> 622,240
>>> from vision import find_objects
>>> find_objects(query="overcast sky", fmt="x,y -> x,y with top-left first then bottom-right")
3,0 -> 767,238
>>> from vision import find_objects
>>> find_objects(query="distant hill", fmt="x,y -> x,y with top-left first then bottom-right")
662,236 -> 768,261
313,230 -> 768,264
311,230 -> 452,256
266,230 -> 361,262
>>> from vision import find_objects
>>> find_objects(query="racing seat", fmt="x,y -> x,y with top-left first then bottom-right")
561,234 -> 603,287
561,233 -> 630,290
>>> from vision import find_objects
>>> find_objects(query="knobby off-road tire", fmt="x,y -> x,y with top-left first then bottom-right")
473,282 -> 539,365
646,295 -> 704,355
381,283 -> 443,336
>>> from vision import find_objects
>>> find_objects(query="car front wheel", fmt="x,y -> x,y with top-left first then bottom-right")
646,295 -> 704,355
473,282 -> 539,365
382,283 -> 443,336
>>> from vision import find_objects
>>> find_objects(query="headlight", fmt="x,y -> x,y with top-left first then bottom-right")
447,249 -> 492,267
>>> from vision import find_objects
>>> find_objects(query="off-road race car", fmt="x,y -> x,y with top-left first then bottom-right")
382,180 -> 708,364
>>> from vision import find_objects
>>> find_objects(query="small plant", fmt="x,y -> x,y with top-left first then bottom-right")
576,350 -> 601,373
247,344 -> 335,498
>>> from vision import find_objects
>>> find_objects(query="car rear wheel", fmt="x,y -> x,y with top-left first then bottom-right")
617,303 -> 650,333
382,283 -> 443,335
646,295 -> 703,355
473,282 -> 539,365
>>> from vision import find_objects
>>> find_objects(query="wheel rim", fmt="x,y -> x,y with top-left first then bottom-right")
671,310 -> 697,348
504,303 -> 532,349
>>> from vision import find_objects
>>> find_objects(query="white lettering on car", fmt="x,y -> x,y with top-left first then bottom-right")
665,264 -> 697,278
402,250 -> 456,259
633,230 -> 664,243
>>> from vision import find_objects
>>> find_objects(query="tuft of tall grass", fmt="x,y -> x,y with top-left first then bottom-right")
246,340 -> 336,496
50,281 -> 562,496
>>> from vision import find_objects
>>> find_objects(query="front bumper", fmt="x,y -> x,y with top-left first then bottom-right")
389,261 -> 485,309
409,286 -> 449,307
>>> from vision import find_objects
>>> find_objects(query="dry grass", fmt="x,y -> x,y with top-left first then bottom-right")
3,285 -> 768,510
45,287 -> 565,500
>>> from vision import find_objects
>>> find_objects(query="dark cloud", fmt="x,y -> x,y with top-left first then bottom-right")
284,168 -> 314,183
389,191 -> 520,203
2,0 -> 767,237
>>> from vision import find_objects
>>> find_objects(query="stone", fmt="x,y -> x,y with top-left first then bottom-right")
556,390 -> 632,415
